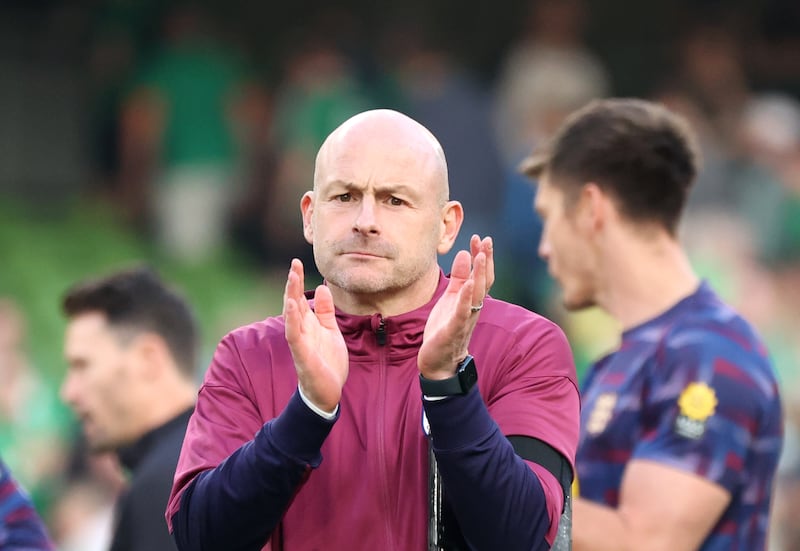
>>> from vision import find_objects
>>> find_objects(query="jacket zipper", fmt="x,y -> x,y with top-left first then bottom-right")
374,314 -> 396,549
376,317 -> 387,346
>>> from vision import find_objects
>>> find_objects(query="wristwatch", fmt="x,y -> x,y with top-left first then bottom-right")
419,355 -> 478,396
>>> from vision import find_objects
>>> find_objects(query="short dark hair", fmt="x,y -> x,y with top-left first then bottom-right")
521,98 -> 700,235
62,267 -> 199,377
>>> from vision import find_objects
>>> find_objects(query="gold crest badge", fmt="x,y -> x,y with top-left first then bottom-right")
586,392 -> 617,435
675,382 -> 717,439
677,382 -> 718,421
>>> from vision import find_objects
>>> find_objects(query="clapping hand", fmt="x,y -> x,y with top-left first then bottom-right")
283,259 -> 349,412
418,235 -> 494,380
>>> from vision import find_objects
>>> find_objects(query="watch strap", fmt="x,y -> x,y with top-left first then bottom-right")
419,355 -> 477,397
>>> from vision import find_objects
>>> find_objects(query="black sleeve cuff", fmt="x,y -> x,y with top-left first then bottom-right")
263,389 -> 338,467
422,386 -> 496,451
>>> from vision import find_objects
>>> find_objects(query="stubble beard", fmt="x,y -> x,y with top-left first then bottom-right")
562,296 -> 596,312
323,260 -> 425,296
316,238 -> 435,297
84,427 -> 119,454
560,281 -> 597,312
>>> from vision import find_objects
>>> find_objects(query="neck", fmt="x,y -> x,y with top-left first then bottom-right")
137,376 -> 196,436
329,266 -> 441,317
596,232 -> 699,331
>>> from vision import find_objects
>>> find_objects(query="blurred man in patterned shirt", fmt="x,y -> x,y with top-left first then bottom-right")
522,98 -> 783,550
0,456 -> 54,549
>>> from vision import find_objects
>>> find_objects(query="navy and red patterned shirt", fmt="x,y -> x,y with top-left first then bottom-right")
0,458 -> 54,550
577,281 -> 783,550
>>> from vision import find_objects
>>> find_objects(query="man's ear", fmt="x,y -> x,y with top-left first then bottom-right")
130,333 -> 170,381
577,182 -> 609,234
301,192 -> 314,245
436,201 -> 464,255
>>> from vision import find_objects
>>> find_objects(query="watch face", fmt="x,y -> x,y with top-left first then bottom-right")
462,363 -> 478,388
419,356 -> 478,396
457,356 -> 478,392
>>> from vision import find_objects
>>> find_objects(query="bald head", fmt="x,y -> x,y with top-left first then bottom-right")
300,109 -> 464,312
314,109 -> 449,205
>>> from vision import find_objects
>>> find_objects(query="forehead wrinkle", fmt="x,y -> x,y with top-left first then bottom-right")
314,110 -> 448,202
325,176 -> 424,197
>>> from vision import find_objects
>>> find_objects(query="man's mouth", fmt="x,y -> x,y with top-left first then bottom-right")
77,411 -> 92,428
342,251 -> 384,259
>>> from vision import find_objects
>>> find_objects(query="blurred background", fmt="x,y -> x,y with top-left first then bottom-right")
1,0 -> 798,548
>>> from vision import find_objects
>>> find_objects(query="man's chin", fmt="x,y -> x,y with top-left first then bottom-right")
88,441 -> 116,454
333,276 -> 389,296
326,265 -> 391,294
562,295 -> 595,312
84,432 -> 119,454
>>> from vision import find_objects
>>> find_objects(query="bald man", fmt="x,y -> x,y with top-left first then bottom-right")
167,110 -> 579,550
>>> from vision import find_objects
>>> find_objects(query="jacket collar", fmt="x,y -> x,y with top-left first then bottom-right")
117,407 -> 193,472
307,270 -> 449,361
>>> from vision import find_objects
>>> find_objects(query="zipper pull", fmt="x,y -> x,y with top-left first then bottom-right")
375,316 -> 387,346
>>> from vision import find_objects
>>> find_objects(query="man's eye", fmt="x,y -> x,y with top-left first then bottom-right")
389,196 -> 404,206
337,193 -> 352,202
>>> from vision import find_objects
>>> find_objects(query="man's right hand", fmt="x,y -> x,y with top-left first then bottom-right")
283,259 -> 349,413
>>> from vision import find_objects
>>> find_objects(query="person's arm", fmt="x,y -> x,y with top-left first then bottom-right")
169,259 -> 348,550
424,386 -> 561,551
574,326 -> 781,551
0,460 -> 55,550
573,460 -> 729,551
117,86 -> 165,223
419,236 -> 578,549
170,389 -> 337,550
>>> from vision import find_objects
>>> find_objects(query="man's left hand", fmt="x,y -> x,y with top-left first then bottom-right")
418,235 -> 494,379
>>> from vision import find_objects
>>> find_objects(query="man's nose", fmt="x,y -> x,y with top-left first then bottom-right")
60,372 -> 78,405
353,198 -> 379,234
538,237 -> 550,260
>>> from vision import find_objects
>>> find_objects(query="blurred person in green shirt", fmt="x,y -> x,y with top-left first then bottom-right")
118,4 -> 264,263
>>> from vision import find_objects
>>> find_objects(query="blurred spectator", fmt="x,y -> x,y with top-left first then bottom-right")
732,93 -> 800,266
671,24 -> 750,139
491,0 -> 609,314
86,0 -> 165,197
385,24 -> 506,271
51,478 -> 115,551
491,170 -> 552,314
49,440 -> 126,551
0,299 -> 70,522
226,85 -> 278,269
0,456 -> 55,549
117,3 -> 263,263
49,455 -> 122,551
655,23 -> 751,211
493,0 -> 610,164
60,267 -> 199,551
748,0 -> 800,98
265,34 -> 371,275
